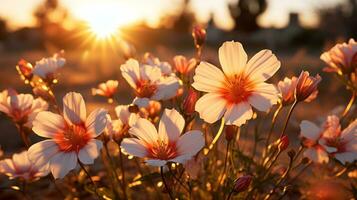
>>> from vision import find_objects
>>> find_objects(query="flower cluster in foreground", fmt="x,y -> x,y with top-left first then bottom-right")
0,29 -> 356,200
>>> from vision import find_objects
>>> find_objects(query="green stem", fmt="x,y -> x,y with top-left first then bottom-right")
160,166 -> 175,200
118,147 -> 128,200
78,160 -> 101,199
280,100 -> 298,138
218,141 -> 231,190
342,91 -> 356,118
17,124 -> 30,148
204,118 -> 225,155
265,104 -> 283,151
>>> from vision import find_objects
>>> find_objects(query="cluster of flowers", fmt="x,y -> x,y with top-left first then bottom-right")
0,25 -> 356,199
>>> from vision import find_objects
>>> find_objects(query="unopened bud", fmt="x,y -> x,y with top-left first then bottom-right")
278,135 -> 289,151
301,157 -> 310,164
287,149 -> 296,159
225,125 -> 236,141
192,25 -> 206,49
233,175 -> 252,193
16,59 -> 33,81
182,88 -> 199,115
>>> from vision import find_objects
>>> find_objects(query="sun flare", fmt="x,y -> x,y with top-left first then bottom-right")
87,19 -> 119,39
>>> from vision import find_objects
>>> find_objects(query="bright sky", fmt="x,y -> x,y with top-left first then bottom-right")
0,0 -> 346,30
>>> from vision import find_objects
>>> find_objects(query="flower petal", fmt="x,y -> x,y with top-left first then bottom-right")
219,41 -> 247,76
32,111 -> 66,138
146,159 -> 167,166
335,152 -> 357,164
85,108 -> 108,137
63,92 -> 86,125
176,130 -> 204,158
129,118 -> 158,145
300,120 -> 321,141
120,138 -> 148,158
50,152 -> 77,179
28,140 -> 59,167
249,83 -> 279,112
192,61 -> 225,93
158,109 -> 184,142
195,93 -> 227,124
78,139 -> 103,164
153,76 -> 180,100
120,59 -> 140,89
224,103 -> 253,127
245,49 -> 280,81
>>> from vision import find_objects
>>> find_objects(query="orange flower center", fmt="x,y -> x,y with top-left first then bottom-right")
147,140 -> 178,160
54,124 -> 91,153
220,74 -> 255,104
135,80 -> 157,98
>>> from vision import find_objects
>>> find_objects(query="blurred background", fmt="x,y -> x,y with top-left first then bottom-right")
0,0 -> 356,149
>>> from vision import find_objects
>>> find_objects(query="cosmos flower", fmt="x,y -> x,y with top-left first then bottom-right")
28,92 -> 107,179
106,105 -> 140,141
278,76 -> 318,106
0,150 -> 49,181
33,52 -> 65,82
173,55 -> 197,75
120,109 -> 205,166
320,39 -> 357,74
299,115 -> 353,164
143,53 -> 173,76
92,80 -> 119,100
0,89 -> 48,128
120,59 -> 180,107
192,41 -> 280,126
295,71 -> 321,102
319,117 -> 357,164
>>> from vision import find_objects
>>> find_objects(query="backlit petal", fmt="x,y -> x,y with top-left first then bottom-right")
195,93 -> 227,124
219,41 -> 247,75
63,92 -> 86,125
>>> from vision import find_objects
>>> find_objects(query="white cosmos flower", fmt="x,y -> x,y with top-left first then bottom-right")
120,59 -> 180,108
28,92 -> 107,179
143,53 -> 173,76
0,89 -> 48,128
192,41 -> 280,126
120,109 -> 205,166
33,53 -> 65,80
0,150 -> 49,181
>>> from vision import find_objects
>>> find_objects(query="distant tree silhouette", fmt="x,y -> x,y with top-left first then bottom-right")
229,0 -> 267,32
0,18 -> 8,41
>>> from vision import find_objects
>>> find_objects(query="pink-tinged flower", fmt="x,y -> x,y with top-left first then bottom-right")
106,105 -> 140,141
28,92 -> 107,179
140,100 -> 162,119
299,115 -> 342,163
319,117 -> 357,164
92,80 -> 119,99
121,109 -> 205,166
0,151 -> 49,181
121,59 -> 180,107
16,59 -> 34,82
278,76 -> 318,106
295,71 -> 321,102
321,39 -> 357,74
192,41 -> 280,126
173,55 -> 197,75
0,89 -> 48,128
33,52 -> 65,82
143,53 -> 173,76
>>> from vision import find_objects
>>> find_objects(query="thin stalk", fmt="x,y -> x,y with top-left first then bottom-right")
288,161 -> 312,184
265,104 -> 283,151
78,160 -> 101,199
226,189 -> 234,200
160,166 -> 175,200
17,124 -> 30,148
103,144 -> 121,199
205,118 -> 225,155
118,147 -> 128,200
168,167 -> 190,193
342,91 -> 356,118
280,100 -> 298,138
218,141 -> 231,189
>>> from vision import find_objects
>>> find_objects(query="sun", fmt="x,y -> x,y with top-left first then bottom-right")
87,18 -> 119,39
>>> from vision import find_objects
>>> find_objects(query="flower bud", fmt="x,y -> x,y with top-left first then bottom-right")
182,88 -> 199,115
301,157 -> 310,164
295,71 -> 321,102
16,59 -> 33,82
192,25 -> 206,49
233,175 -> 252,193
173,55 -> 197,75
278,135 -> 289,151
225,125 -> 236,141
